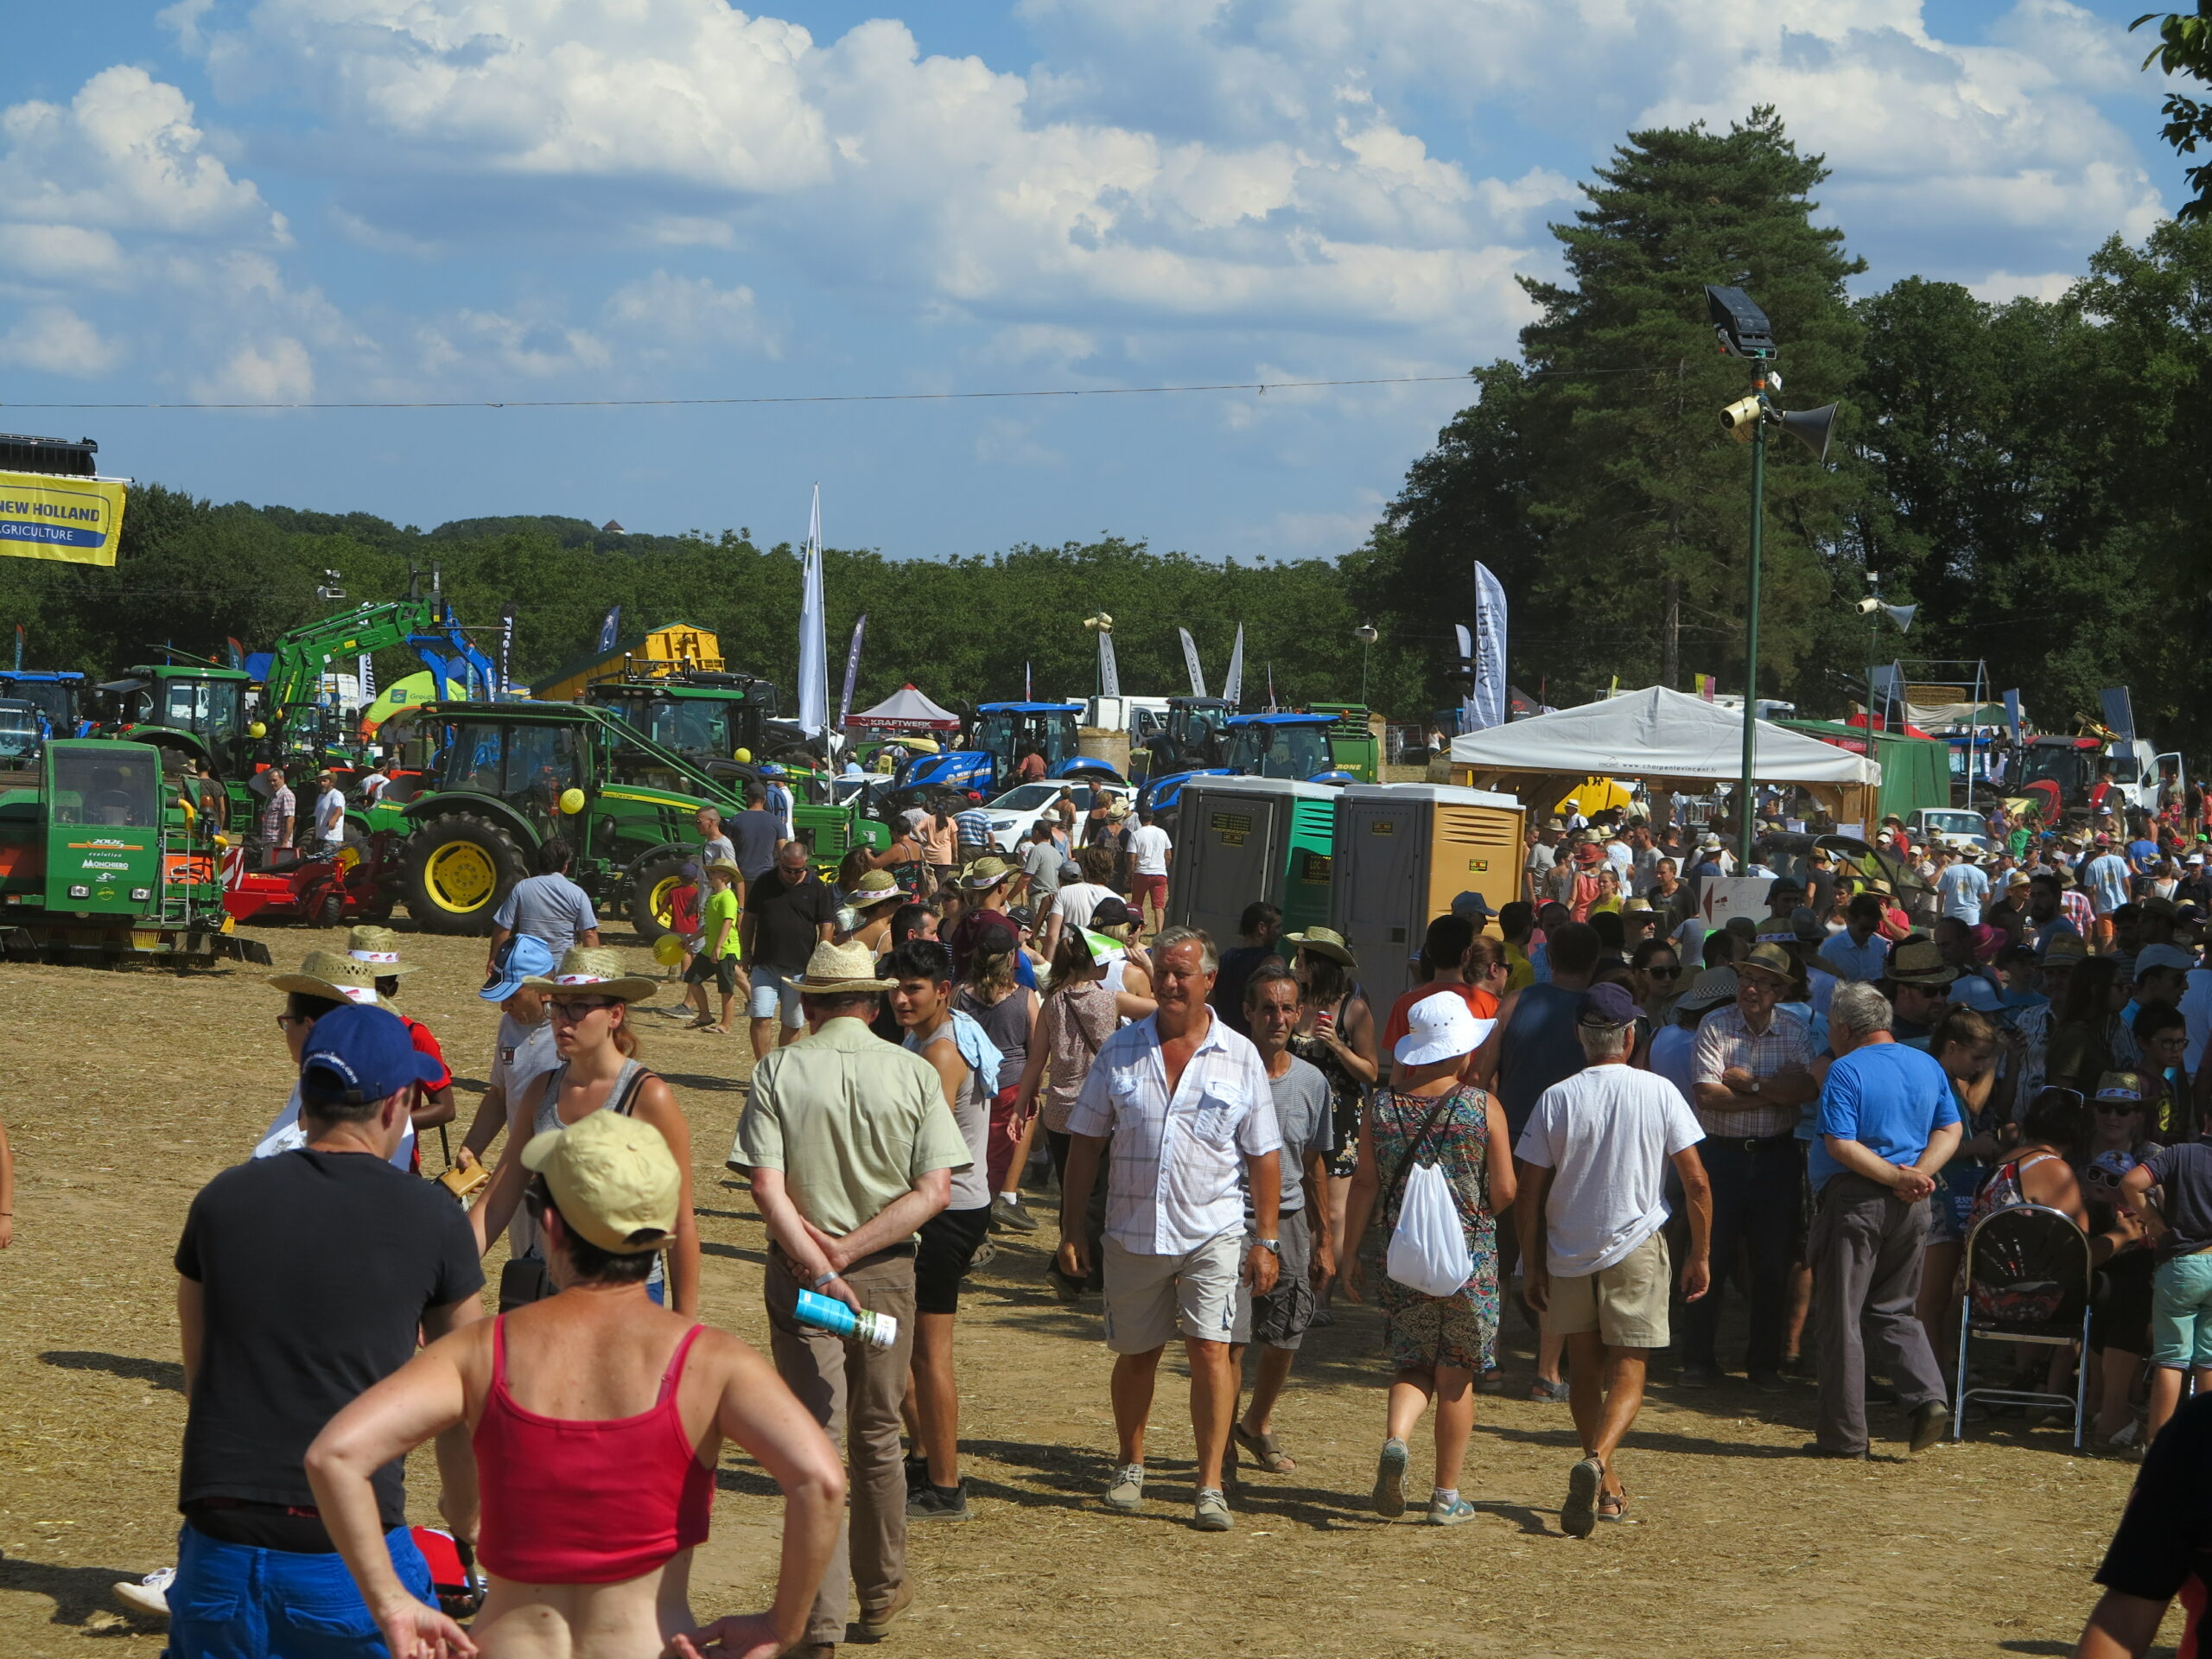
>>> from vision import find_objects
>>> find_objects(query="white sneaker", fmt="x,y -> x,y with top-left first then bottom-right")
114,1567 -> 174,1620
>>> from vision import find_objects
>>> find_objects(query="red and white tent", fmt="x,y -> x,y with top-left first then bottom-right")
846,683 -> 961,734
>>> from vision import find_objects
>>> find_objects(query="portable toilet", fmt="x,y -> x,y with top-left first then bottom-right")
1329,783 -> 1525,1010
1163,774 -> 1341,944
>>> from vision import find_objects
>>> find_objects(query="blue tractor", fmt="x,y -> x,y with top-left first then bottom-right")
1139,710 -> 1356,817
0,671 -> 90,739
896,701 -> 1122,800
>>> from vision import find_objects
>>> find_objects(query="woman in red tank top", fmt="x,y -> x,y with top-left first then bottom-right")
308,1111 -> 844,1659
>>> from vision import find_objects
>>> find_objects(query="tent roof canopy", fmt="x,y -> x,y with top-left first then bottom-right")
1450,686 -> 1880,788
848,683 -> 962,732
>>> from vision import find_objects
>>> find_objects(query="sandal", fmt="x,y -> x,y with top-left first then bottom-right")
1476,1367 -> 1508,1395
1231,1422 -> 1295,1473
1529,1378 -> 1571,1403
1597,1490 -> 1630,1523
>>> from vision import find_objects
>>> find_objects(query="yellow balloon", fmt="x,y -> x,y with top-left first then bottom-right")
733,747 -> 753,764
558,787 -> 586,816
248,721 -> 268,739
652,933 -> 686,966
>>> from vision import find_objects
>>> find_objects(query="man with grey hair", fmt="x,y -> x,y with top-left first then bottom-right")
1516,982 -> 1711,1537
1057,925 -> 1283,1532
1805,981 -> 1960,1459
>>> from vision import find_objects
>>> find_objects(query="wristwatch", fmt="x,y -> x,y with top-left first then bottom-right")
1253,1238 -> 1281,1255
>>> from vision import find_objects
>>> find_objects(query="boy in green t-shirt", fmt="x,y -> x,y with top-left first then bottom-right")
683,860 -> 748,1033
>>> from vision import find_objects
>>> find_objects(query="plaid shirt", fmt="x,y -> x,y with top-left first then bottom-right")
2060,888 -> 2094,938
954,806 -> 996,849
1690,1003 -> 1817,1140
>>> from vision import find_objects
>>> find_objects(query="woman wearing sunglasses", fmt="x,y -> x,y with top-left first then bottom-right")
1630,940 -> 1683,1027
473,948 -> 701,1318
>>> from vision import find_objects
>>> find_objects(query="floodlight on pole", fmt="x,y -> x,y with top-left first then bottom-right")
1353,622 -> 1378,704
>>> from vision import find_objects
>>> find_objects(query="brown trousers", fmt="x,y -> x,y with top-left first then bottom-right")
765,1247 -> 918,1646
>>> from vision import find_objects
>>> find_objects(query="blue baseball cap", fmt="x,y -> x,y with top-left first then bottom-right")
299,1003 -> 444,1103
1578,982 -> 1641,1028
481,934 -> 560,1002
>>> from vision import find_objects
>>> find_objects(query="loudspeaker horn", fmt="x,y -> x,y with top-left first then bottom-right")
1777,403 -> 1838,462
1883,603 -> 1916,634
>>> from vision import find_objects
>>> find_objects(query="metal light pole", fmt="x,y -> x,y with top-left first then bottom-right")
1354,623 -> 1378,706
1739,380 -> 1766,868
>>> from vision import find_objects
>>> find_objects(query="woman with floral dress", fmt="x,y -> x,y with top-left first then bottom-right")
1340,991 -> 1514,1527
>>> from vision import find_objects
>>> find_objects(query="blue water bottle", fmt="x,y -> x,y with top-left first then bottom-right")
795,1287 -> 899,1351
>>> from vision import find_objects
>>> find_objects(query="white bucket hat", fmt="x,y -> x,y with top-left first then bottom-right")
1394,991 -> 1488,1067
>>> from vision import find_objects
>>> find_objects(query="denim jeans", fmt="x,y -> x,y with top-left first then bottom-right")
165,1520 -> 432,1659
1678,1136 -> 1799,1375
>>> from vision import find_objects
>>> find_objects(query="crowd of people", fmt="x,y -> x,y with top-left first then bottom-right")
124,772 -> 2212,1659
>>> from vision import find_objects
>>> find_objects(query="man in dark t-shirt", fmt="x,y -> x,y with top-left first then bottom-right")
743,841 -> 842,1058
731,786 -> 783,883
1211,901 -> 1284,1037
2074,1390 -> 2212,1656
171,1002 -> 483,1657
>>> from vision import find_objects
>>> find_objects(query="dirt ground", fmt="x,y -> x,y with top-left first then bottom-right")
0,922 -> 2178,1657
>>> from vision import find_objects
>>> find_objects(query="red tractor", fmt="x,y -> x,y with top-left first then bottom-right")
219,833 -> 402,928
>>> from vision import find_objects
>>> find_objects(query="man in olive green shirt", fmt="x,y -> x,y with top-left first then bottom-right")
731,940 -> 968,1655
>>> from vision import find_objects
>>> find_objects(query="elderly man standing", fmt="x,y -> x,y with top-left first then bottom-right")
1056,926 -> 1283,1533
734,939 -> 970,1655
1682,940 -> 1819,1391
1516,982 -> 1710,1537
1805,981 -> 1960,1459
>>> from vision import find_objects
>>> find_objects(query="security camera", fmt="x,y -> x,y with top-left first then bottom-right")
1719,395 -> 1763,441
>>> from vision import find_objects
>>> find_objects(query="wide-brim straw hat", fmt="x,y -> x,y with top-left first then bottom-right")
1284,925 -> 1357,968
521,945 -> 660,1001
847,869 -> 905,910
963,855 -> 1014,891
270,949 -> 390,1008
1886,938 -> 1960,986
796,939 -> 897,994
346,924 -> 416,976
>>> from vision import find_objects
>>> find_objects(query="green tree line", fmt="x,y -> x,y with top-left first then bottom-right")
4,103 -> 2207,743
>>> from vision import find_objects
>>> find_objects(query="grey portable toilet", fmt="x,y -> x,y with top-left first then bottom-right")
1163,774 -> 1339,944
1329,782 -> 1526,1011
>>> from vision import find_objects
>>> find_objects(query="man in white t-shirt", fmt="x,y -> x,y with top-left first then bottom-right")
1126,808 -> 1173,933
1934,848 -> 1991,925
454,936 -> 562,1252
310,772 -> 346,855
1041,845 -> 1122,959
1515,982 -> 1711,1538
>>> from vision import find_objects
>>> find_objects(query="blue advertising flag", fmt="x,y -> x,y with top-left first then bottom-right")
596,605 -> 621,654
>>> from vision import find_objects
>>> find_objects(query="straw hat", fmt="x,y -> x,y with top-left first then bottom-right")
269,948 -> 388,1008
962,855 -> 1014,891
1735,942 -> 1797,985
346,924 -> 416,976
1284,925 -> 1357,968
704,858 -> 741,880
847,869 -> 904,911
522,944 -> 660,1001
795,938 -> 897,994
2039,932 -> 2088,966
1886,938 -> 1959,987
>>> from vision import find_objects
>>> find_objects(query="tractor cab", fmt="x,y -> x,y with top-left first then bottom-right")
0,671 -> 86,738
2014,736 -> 2105,819
98,666 -> 255,779
0,700 -> 42,769
584,671 -> 785,778
1147,696 -> 1236,777
41,740 -> 164,914
1222,713 -> 1344,781
899,701 -> 1114,800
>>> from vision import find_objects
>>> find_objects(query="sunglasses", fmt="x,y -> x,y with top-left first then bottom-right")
1646,966 -> 1681,979
549,998 -> 617,1022
2094,1101 -> 2144,1115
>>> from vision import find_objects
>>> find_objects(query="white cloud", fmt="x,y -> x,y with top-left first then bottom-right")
194,335 -> 314,403
0,224 -> 129,283
607,271 -> 772,356
0,66 -> 282,238
0,305 -> 127,377
1967,269 -> 2077,303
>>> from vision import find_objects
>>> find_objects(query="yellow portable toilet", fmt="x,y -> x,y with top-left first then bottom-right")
1329,782 -> 1525,1010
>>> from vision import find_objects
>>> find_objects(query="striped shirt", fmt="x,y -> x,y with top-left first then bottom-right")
1065,1011 -> 1281,1254
955,807 -> 996,849
1690,1003 -> 1817,1140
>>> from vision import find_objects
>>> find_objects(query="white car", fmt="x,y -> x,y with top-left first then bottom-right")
981,780 -> 1135,853
1910,807 -> 1996,856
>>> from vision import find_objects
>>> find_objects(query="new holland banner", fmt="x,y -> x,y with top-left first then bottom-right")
0,470 -> 128,567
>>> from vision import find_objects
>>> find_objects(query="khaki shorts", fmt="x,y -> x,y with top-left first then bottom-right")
1542,1230 -> 1671,1350
1102,1231 -> 1243,1354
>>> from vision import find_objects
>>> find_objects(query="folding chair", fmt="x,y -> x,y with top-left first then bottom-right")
1953,1202 -> 2094,1448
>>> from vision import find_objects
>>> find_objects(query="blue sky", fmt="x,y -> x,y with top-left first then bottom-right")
0,1 -> 2190,560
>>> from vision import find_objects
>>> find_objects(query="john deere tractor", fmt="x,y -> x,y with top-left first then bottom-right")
380,701 -> 886,939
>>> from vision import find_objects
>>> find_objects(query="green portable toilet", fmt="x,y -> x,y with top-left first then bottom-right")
1163,775 -> 1342,943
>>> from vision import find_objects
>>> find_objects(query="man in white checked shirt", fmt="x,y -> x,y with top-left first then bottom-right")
1681,940 -> 1821,1390
1056,926 -> 1283,1534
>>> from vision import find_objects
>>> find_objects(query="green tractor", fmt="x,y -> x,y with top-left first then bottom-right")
582,670 -> 811,779
0,737 -> 269,966
378,701 -> 887,939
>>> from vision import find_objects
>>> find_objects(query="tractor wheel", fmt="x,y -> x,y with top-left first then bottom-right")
402,814 -> 529,935
628,849 -> 692,944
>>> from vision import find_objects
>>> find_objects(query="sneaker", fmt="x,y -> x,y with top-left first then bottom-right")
1427,1495 -> 1478,1527
114,1567 -> 174,1620
907,1479 -> 970,1522
989,1193 -> 1039,1234
1192,1488 -> 1232,1532
1105,1462 -> 1146,1512
1372,1438 -> 1409,1518
1907,1399 -> 1950,1454
2105,1420 -> 2141,1450
1748,1369 -> 1787,1394
855,1580 -> 914,1637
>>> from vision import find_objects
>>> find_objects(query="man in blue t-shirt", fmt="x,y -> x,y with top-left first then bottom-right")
1805,980 -> 1961,1459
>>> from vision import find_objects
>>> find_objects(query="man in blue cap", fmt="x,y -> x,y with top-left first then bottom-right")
455,934 -> 561,1203
170,1003 -> 484,1658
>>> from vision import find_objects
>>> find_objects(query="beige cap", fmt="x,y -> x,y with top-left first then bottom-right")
520,1109 -> 681,1254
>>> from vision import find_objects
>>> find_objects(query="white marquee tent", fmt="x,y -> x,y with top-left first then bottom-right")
846,683 -> 962,734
